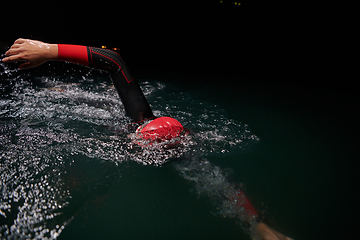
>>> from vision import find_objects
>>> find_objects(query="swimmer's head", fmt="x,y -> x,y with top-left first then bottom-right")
135,117 -> 184,142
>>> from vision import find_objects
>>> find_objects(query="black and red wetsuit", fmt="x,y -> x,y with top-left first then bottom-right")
57,44 -> 154,123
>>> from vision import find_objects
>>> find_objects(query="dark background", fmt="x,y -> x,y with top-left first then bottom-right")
2,0 -> 341,86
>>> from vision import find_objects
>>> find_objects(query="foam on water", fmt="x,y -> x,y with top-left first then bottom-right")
174,158 -> 258,228
1,63 -> 260,239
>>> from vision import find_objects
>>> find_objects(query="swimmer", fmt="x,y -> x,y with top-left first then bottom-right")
1,38 -> 184,143
2,38 -> 293,240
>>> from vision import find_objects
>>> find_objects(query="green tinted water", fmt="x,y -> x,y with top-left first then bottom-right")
1,63 -> 355,239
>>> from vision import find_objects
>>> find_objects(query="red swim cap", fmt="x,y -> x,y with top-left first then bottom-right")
136,117 -> 184,141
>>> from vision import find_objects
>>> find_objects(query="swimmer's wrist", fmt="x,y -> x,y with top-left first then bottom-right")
48,44 -> 59,61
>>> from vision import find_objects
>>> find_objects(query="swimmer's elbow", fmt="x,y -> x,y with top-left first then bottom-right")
88,48 -> 119,73
88,48 -> 133,81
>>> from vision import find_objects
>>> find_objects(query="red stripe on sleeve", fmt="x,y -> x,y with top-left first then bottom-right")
57,44 -> 89,67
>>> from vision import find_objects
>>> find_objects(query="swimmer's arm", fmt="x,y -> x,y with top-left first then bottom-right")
2,38 -> 125,75
2,38 -> 89,69
2,38 -> 58,69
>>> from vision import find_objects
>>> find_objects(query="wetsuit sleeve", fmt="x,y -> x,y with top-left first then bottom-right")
57,44 -> 89,66
57,44 -> 154,123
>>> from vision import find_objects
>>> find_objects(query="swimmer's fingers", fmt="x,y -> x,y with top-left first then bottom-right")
3,46 -> 25,63
8,38 -> 26,51
2,48 -> 30,63
2,51 -> 42,69
9,38 -> 26,49
7,43 -> 22,51
3,38 -> 27,58
1,53 -> 25,63
2,54 -> 44,69
4,47 -> 21,57
1,38 -> 28,62
14,38 -> 26,44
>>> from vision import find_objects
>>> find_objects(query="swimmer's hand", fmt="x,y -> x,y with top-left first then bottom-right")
2,38 -> 58,70
253,222 -> 293,240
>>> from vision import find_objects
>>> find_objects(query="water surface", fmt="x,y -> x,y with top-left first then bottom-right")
1,62 -> 355,239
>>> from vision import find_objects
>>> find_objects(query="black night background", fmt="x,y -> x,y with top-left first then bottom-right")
2,0 -> 338,85
1,1 -> 357,239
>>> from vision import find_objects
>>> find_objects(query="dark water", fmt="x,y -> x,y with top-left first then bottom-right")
1,62 -> 356,239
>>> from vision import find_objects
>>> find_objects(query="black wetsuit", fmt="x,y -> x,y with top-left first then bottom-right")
58,44 -> 154,123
